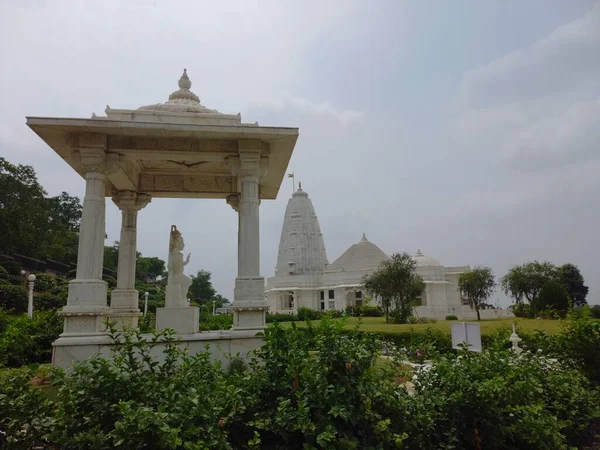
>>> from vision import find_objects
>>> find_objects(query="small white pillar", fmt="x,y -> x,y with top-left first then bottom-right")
61,147 -> 112,336
228,146 -> 269,330
110,191 -> 151,329
27,273 -> 36,318
144,292 -> 149,318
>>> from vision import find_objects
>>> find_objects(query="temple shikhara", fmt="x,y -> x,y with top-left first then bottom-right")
266,185 -> 513,320
27,69 -> 298,366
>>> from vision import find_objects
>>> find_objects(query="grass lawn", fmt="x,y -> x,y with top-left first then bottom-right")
284,317 -> 566,335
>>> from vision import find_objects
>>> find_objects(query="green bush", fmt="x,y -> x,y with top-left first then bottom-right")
199,313 -> 233,331
0,260 -> 21,276
1,329 -> 238,448
266,313 -> 299,323
590,304 -> 600,319
407,315 -> 437,324
0,310 -> 62,367
0,308 -> 12,334
345,305 -> 384,317
560,307 -> 600,383
0,266 -> 9,280
297,306 -> 320,321
34,292 -> 66,311
32,273 -> 58,292
445,314 -> 458,320
512,302 -> 534,318
103,274 -> 117,289
0,284 -> 28,313
0,320 -> 599,448
413,348 -> 600,449
227,318 -> 412,448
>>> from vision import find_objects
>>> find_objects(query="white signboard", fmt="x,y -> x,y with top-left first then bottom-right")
451,322 -> 482,352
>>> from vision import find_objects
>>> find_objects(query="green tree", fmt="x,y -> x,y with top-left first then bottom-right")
458,266 -> 496,321
103,242 -> 120,272
556,263 -> 588,306
363,252 -> 424,324
501,261 -> 557,305
136,256 -> 166,281
0,158 -> 81,264
535,280 -> 570,313
189,270 -> 217,305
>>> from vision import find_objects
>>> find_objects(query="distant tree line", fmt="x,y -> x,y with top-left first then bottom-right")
363,250 -> 589,323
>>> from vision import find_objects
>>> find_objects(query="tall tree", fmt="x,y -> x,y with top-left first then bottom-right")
501,261 -> 556,305
0,158 -> 82,263
189,270 -> 217,305
458,266 -> 496,321
363,252 -> 424,324
556,263 -> 588,306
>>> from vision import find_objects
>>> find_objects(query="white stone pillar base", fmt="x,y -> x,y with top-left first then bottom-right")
110,289 -> 139,309
58,312 -> 111,337
156,307 -> 199,334
232,276 -> 268,330
65,279 -> 108,309
59,280 -> 110,336
110,312 -> 141,330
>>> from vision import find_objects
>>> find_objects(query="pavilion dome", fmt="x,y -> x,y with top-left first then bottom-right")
275,183 -> 328,277
413,250 -> 442,267
327,234 -> 389,272
137,69 -> 221,114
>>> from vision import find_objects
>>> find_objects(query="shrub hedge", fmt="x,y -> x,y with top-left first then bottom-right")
0,318 -> 598,449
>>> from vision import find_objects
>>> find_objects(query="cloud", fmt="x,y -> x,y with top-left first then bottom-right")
502,97 -> 600,170
461,2 -> 600,109
253,93 -> 365,126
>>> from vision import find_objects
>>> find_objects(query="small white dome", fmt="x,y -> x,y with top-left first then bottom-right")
413,249 -> 441,267
137,69 -> 221,114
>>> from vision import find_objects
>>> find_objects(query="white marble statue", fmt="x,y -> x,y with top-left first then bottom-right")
166,225 -> 192,307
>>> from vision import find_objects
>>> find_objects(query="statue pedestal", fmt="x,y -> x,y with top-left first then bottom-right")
156,307 -> 199,334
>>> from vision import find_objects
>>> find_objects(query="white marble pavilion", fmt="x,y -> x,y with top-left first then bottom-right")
27,69 -> 299,366
265,186 -> 513,320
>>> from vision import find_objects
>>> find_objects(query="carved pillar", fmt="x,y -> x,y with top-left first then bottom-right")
110,191 -> 151,329
228,144 -> 269,330
61,144 -> 111,336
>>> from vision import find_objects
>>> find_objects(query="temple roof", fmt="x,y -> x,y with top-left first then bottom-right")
413,249 -> 442,267
101,69 -> 245,126
326,234 -> 389,272
275,185 -> 328,277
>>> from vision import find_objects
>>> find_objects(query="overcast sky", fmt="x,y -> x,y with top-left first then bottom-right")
1,1 -> 598,306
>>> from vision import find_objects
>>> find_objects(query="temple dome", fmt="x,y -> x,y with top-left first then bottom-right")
275,184 -> 328,277
137,69 -> 221,114
327,234 -> 389,271
413,250 -> 442,267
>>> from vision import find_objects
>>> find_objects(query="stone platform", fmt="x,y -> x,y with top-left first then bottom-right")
52,330 -> 264,369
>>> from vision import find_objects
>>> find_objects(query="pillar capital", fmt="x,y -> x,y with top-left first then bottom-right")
112,191 -> 152,212
226,193 -> 240,212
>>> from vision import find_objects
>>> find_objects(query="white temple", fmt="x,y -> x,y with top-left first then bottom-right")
266,186 -> 513,320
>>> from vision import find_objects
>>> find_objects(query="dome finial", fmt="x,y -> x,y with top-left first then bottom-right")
178,68 -> 192,90
361,233 -> 368,242
298,181 -> 302,191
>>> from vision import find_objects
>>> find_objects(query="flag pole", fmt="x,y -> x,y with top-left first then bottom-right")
287,172 -> 295,193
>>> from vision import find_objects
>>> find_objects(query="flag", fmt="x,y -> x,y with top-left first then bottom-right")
287,172 -> 294,178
